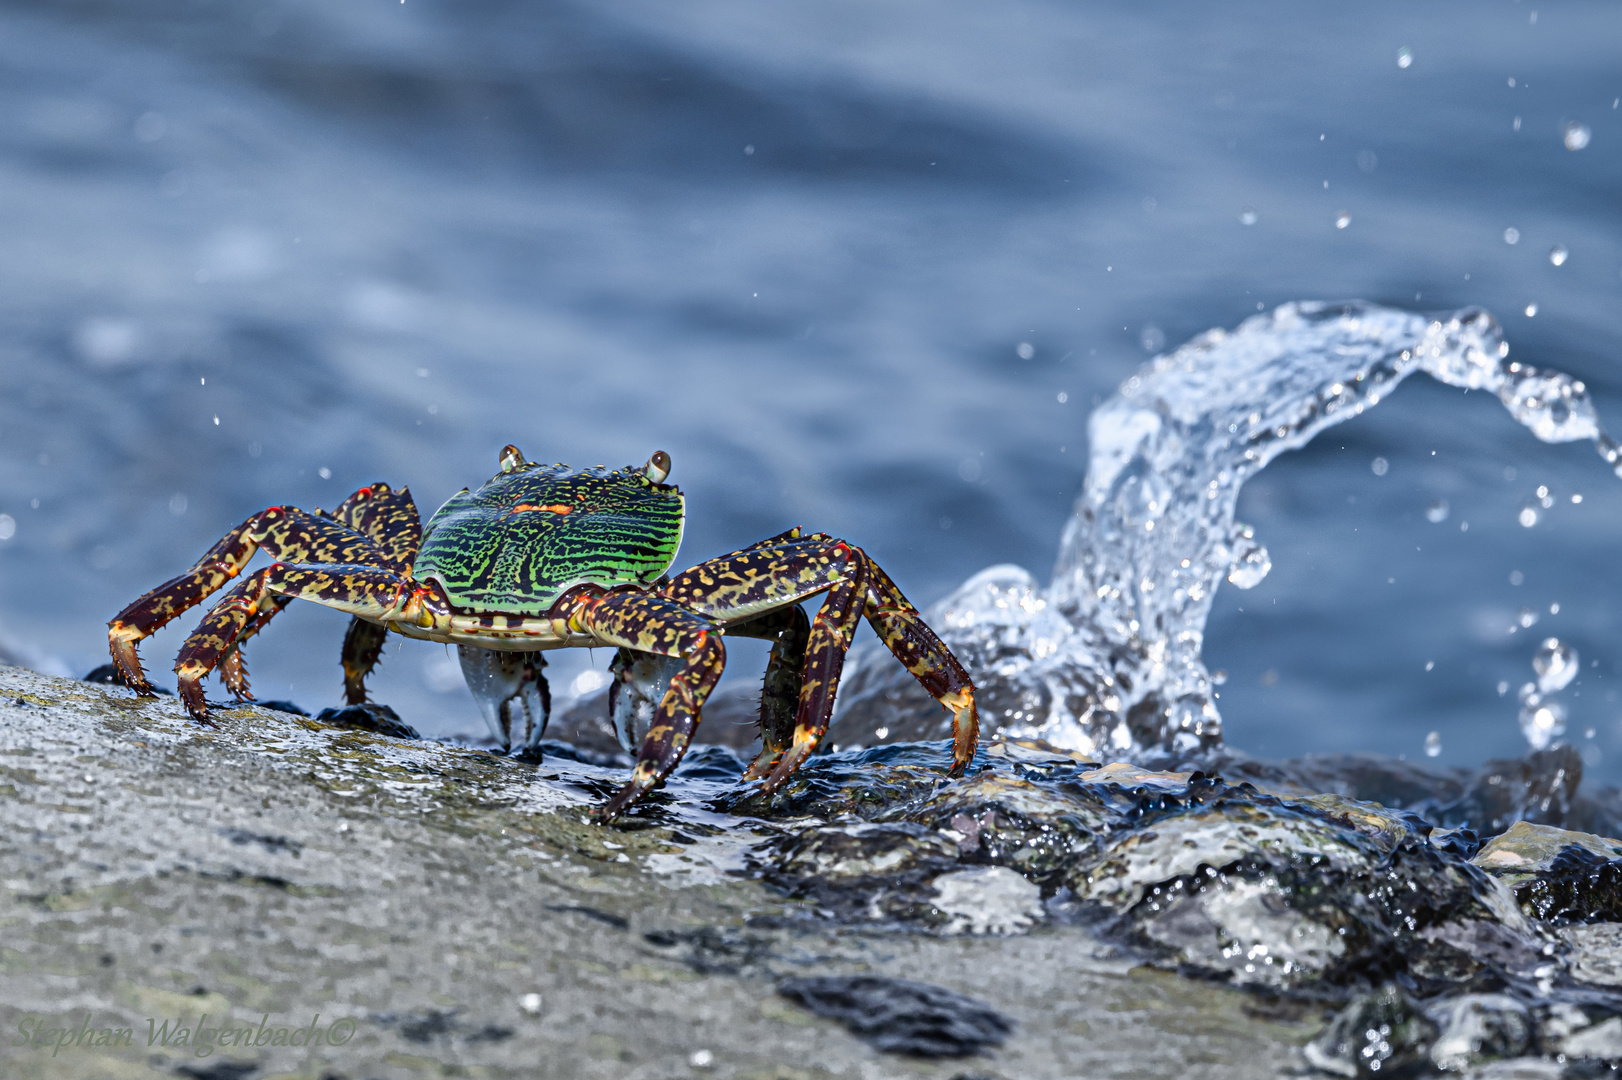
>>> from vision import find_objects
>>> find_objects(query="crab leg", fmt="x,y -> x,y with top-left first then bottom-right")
755,550 -> 868,790
659,534 -> 979,787
726,605 -> 811,766
340,618 -> 391,705
206,483 -> 423,704
859,559 -> 979,775
108,504 -> 394,693
173,562 -> 412,718
330,482 -> 423,703
329,482 -> 421,572
216,593 -> 292,699
567,591 -> 727,819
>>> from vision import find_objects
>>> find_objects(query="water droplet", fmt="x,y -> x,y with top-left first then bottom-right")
1424,731 -> 1442,757
1510,570 -> 1525,586
1396,47 -> 1413,68
1563,123 -> 1592,151
1504,227 -> 1521,245
318,466 -> 332,480
1239,207 -> 1258,226
1549,602 -> 1559,614
1057,391 -> 1069,404
1425,660 -> 1435,671
1517,504 -> 1539,527
1356,150 -> 1378,173
0,514 -> 14,541
1586,727 -> 1597,740
1524,303 -> 1538,317
168,493 -> 188,517
1549,245 -> 1568,266
1226,533 -> 1271,589
1520,698 -> 1566,750
1534,637 -> 1579,693
1571,493 -> 1583,504
1211,669 -> 1229,686
1016,341 -> 1035,360
1425,499 -> 1450,523
1335,211 -> 1352,230
874,726 -> 889,740
1371,456 -> 1389,476
1140,326 -> 1165,353
1497,680 -> 1511,696
958,457 -> 982,482
520,992 -> 543,1015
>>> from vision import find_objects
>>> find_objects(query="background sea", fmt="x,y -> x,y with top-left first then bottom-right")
0,0 -> 1619,777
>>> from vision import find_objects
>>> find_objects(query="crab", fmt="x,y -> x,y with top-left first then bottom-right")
108,446 -> 980,819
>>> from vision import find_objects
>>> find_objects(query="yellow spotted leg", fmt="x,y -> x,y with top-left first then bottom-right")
108,502 -> 400,696
656,533 -> 980,792
171,562 -> 415,718
568,591 -> 727,820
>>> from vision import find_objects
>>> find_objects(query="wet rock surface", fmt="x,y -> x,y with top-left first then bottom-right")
7,666 -> 1622,1077
312,702 -> 421,740
775,976 -> 1014,1057
1,666 -> 1324,1080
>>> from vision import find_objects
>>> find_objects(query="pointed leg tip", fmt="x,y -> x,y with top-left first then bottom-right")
178,680 -> 211,722
595,790 -> 635,823
740,752 -> 779,783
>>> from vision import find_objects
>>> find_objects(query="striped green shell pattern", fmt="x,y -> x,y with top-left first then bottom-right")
412,462 -> 685,614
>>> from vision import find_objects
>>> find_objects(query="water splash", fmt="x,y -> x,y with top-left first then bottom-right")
834,301 -> 1616,760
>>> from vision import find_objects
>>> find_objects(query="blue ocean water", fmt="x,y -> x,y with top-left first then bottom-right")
0,0 -> 1618,777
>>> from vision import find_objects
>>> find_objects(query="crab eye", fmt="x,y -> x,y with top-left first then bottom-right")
643,450 -> 671,485
499,445 -> 526,473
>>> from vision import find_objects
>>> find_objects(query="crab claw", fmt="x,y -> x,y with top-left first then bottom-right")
642,450 -> 671,485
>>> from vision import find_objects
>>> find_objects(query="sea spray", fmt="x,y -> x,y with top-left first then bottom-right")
833,301 -> 1616,759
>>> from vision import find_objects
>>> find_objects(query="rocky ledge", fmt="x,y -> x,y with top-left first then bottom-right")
4,665 -> 1622,1079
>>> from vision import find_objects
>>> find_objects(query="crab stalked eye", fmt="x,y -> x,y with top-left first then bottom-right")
643,450 -> 671,485
499,445 -> 525,473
